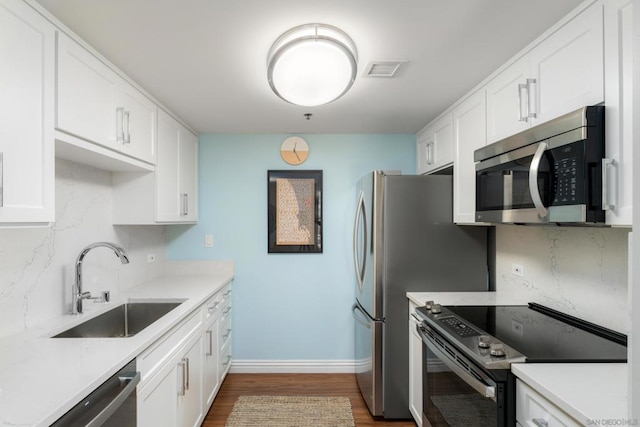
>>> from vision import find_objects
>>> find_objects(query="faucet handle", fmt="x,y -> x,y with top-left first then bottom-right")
88,291 -> 110,303
102,291 -> 110,303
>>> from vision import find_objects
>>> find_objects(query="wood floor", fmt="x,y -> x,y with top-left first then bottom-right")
202,373 -> 418,427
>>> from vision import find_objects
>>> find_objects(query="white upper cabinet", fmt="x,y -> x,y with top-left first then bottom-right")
603,0 -> 633,226
0,0 -> 55,225
486,1 -> 604,144
417,113 -> 453,174
57,32 -> 157,166
453,90 -> 487,224
112,109 -> 198,224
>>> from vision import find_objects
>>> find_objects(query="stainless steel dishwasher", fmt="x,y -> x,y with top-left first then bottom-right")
52,359 -> 140,427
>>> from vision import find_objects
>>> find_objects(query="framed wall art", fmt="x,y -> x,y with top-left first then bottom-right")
267,170 -> 322,253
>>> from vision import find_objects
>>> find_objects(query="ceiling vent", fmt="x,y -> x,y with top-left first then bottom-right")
363,60 -> 407,78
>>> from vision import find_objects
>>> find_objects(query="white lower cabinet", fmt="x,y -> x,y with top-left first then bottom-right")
516,379 -> 580,426
408,302 -> 422,426
137,283 -> 232,426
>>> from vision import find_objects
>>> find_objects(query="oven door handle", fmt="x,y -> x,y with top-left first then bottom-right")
418,326 -> 496,401
529,141 -> 548,219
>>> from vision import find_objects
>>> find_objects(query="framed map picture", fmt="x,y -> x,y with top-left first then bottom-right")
268,170 -> 322,253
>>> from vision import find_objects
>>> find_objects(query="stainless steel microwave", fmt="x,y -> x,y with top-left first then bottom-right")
474,106 -> 606,224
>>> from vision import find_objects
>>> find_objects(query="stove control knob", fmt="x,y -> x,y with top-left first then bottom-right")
430,304 -> 442,314
424,300 -> 434,310
490,343 -> 506,357
478,335 -> 491,348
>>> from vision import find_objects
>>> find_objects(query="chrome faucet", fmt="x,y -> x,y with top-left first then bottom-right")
72,242 -> 130,314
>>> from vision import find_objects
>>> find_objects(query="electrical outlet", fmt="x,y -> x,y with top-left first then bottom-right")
512,320 -> 524,336
511,263 -> 524,277
205,234 -> 214,248
147,254 -> 156,263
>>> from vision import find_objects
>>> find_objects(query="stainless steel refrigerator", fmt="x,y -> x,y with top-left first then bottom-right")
351,171 -> 491,419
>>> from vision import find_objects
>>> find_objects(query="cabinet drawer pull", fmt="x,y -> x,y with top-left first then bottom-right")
206,330 -> 213,356
223,289 -> 232,297
223,328 -> 232,340
208,302 -> 219,313
223,306 -> 232,315
223,355 -> 232,367
532,419 -> 548,427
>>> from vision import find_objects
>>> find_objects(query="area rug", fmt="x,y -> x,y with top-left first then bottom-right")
225,395 -> 355,427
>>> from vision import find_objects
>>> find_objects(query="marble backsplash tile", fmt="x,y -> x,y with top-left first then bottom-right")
0,159 -> 167,338
495,224 -> 630,333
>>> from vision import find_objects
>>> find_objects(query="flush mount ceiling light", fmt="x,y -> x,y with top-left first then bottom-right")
267,23 -> 358,107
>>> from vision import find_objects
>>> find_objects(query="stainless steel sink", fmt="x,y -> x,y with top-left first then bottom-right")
52,301 -> 184,338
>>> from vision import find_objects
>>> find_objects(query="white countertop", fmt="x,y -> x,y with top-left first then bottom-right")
512,363 -> 628,424
407,291 -> 629,424
0,267 -> 234,427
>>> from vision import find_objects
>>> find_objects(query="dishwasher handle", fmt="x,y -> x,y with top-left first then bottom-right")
86,371 -> 140,427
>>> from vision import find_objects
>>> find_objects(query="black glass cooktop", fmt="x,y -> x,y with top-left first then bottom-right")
446,304 -> 627,363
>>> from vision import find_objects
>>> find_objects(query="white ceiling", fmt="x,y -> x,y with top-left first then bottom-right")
34,0 -> 584,134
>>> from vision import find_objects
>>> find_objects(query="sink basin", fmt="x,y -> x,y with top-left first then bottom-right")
52,300 -> 184,338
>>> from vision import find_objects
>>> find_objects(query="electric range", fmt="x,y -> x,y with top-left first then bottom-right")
414,302 -> 627,426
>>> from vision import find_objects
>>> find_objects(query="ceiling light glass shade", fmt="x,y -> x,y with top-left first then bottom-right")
267,24 -> 358,107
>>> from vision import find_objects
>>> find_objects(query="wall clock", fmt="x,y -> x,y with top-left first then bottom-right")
280,136 -> 309,165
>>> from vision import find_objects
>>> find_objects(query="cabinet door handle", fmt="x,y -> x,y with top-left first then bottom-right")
223,289 -> 232,297
526,78 -> 537,119
602,158 -> 616,211
116,107 -> 125,142
426,142 -> 433,165
184,357 -> 190,391
206,330 -> 213,356
180,193 -> 188,216
123,110 -> 131,144
0,152 -> 3,208
518,83 -> 529,122
178,359 -> 186,396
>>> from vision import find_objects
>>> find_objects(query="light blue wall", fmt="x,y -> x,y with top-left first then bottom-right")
167,134 -> 415,360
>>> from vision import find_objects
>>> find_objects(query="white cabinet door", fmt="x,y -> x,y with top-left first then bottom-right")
453,90 -> 487,224
0,0 -> 55,224
603,0 -> 633,226
156,110 -> 182,221
408,303 -> 423,427
179,129 -> 198,222
486,56 -> 530,144
203,315 -> 220,409
417,113 -> 453,174
530,1 -> 604,126
485,1 -> 603,145
57,32 -> 157,166
138,361 -> 178,426
177,335 -> 204,427
57,32 -> 119,151
155,108 -> 198,223
118,83 -> 157,164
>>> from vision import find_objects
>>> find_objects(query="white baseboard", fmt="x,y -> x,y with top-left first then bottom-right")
229,359 -> 357,374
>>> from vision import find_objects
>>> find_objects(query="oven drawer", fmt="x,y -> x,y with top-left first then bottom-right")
516,379 -> 580,426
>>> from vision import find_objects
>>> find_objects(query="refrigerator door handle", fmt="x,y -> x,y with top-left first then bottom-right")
352,303 -> 372,329
353,191 -> 368,293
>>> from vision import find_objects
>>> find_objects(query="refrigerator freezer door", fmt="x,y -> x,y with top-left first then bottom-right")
354,171 -> 384,320
352,302 -> 383,416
